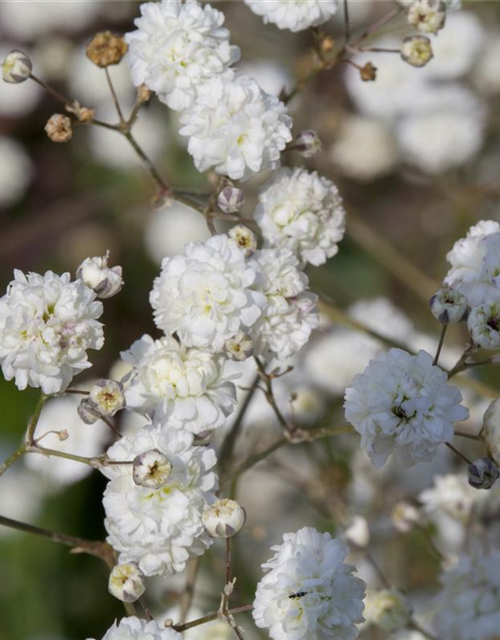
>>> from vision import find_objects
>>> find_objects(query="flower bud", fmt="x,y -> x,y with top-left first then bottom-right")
108,563 -> 146,603
138,84 -> 153,104
467,302 -> 500,349
401,35 -> 434,68
430,288 -> 468,324
365,589 -> 412,632
133,449 -> 173,489
202,499 -> 246,538
45,114 -> 73,143
89,379 -> 125,417
480,398 -> 500,465
57,429 -> 69,441
76,252 -> 123,299
391,501 -> 419,532
224,332 -> 254,361
360,62 -> 377,82
228,225 -> 257,257
217,185 -> 245,214
468,457 -> 500,490
86,31 -> 128,68
77,397 -> 102,425
407,0 -> 446,35
294,130 -> 322,158
2,50 -> 32,84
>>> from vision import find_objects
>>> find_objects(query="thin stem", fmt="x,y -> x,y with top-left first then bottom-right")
351,5 -> 401,48
178,557 -> 201,624
454,430 -> 481,442
225,538 -> 232,587
138,596 -> 154,622
343,0 -> 350,43
123,131 -> 169,192
445,442 -> 473,466
29,73 -> 73,109
358,46 -> 400,53
173,604 -> 253,633
414,524 -> 445,561
26,445 -> 104,468
433,325 -> 448,366
230,437 -> 287,482
64,388 -> 90,396
105,67 -> 125,123
91,118 -> 121,132
0,445 -> 26,478
254,357 -> 292,433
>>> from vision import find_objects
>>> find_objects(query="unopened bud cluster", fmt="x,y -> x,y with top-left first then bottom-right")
407,0 -> 446,35
228,225 -> 257,257
86,31 -> 128,68
132,449 -> 173,489
45,114 -> 73,143
217,185 -> 245,214
430,288 -> 469,324
468,457 -> 499,490
108,562 -> 146,602
78,379 -> 125,424
401,36 -> 433,68
2,50 -> 32,84
202,499 -> 246,538
76,252 -> 123,299
294,130 -> 322,158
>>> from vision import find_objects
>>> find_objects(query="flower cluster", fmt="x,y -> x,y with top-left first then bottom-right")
253,526 -> 366,640
102,426 -> 217,576
344,348 -> 469,468
86,616 -> 182,640
244,0 -> 338,33
126,0 -> 292,182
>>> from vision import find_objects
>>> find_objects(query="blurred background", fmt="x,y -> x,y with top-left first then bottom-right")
1,1 -> 500,639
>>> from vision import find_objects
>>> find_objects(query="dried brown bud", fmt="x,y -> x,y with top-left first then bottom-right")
137,84 -> 153,104
320,36 -> 335,55
86,31 -> 128,68
45,114 -> 73,143
360,62 -> 377,82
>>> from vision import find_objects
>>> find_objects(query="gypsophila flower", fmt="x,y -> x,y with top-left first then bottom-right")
125,0 -> 240,111
250,248 -> 319,360
132,449 -> 173,488
435,544 -> 500,640
217,185 -> 245,214
407,0 -> 446,34
468,302 -> 500,349
253,527 -> 365,640
121,333 -> 237,433
401,36 -> 433,68
430,288 -> 468,324
254,167 -> 346,267
365,590 -> 412,632
108,563 -> 146,603
0,270 -> 104,394
102,425 -> 217,576
481,398 -> 500,465
420,474 -> 478,523
150,234 -> 266,352
468,458 -> 499,490
228,225 -> 257,257
89,379 -> 125,417
2,49 -> 32,83
344,348 -> 469,468
86,617 -> 182,640
344,516 -> 370,548
294,130 -> 322,158
391,502 -> 420,532
224,332 -> 254,361
202,499 -> 246,538
76,253 -> 123,299
244,0 -> 338,33
179,75 -> 292,181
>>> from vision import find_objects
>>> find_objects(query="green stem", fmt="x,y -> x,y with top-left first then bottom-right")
433,325 -> 448,366
174,604 -> 253,633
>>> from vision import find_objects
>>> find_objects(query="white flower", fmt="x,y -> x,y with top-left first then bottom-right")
150,234 -> 266,352
125,0 -> 240,112
407,0 -> 446,35
444,220 -> 500,306
364,589 -> 412,632
121,333 -> 237,433
244,0 -> 338,33
475,35 -> 500,95
25,394 -> 110,487
329,116 -> 397,182
253,526 -> 365,640
2,49 -> 32,83
420,474 -> 478,523
202,498 -> 246,538
468,302 -> 500,349
102,425 -> 217,576
344,348 -> 469,468
87,616 -> 182,640
430,288 -> 469,324
255,168 -> 346,267
250,249 -> 319,360
108,563 -> 147,603
0,270 -> 104,394
0,136 -> 32,208
435,544 -> 500,640
179,74 -> 292,181
76,253 -> 123,299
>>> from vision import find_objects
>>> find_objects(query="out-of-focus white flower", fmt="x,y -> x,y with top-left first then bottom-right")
0,137 -> 32,208
344,348 -> 469,468
423,11 -> 484,80
407,0 -> 446,35
0,271 -> 104,394
430,288 -> 468,324
108,563 -> 147,603
179,75 -> 292,181
391,502 -> 420,532
481,398 -> 500,465
202,498 -> 246,538
255,167 -> 345,267
253,527 -> 365,640
475,35 -> 500,95
244,0 -> 338,32
145,201 -> 210,265
150,234 -> 266,352
330,116 -> 397,182
237,59 -> 292,96
125,0 -> 240,111
87,616 -> 182,640
121,333 -> 237,433
250,248 -> 319,360
420,474 -> 478,523
365,589 -> 412,632
102,426 -> 217,576
76,253 -> 123,299
25,395 -> 110,486
344,516 -> 370,548
468,302 -> 500,349
435,544 -> 500,640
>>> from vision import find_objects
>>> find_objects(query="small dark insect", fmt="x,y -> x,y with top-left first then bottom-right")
289,591 -> 308,599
